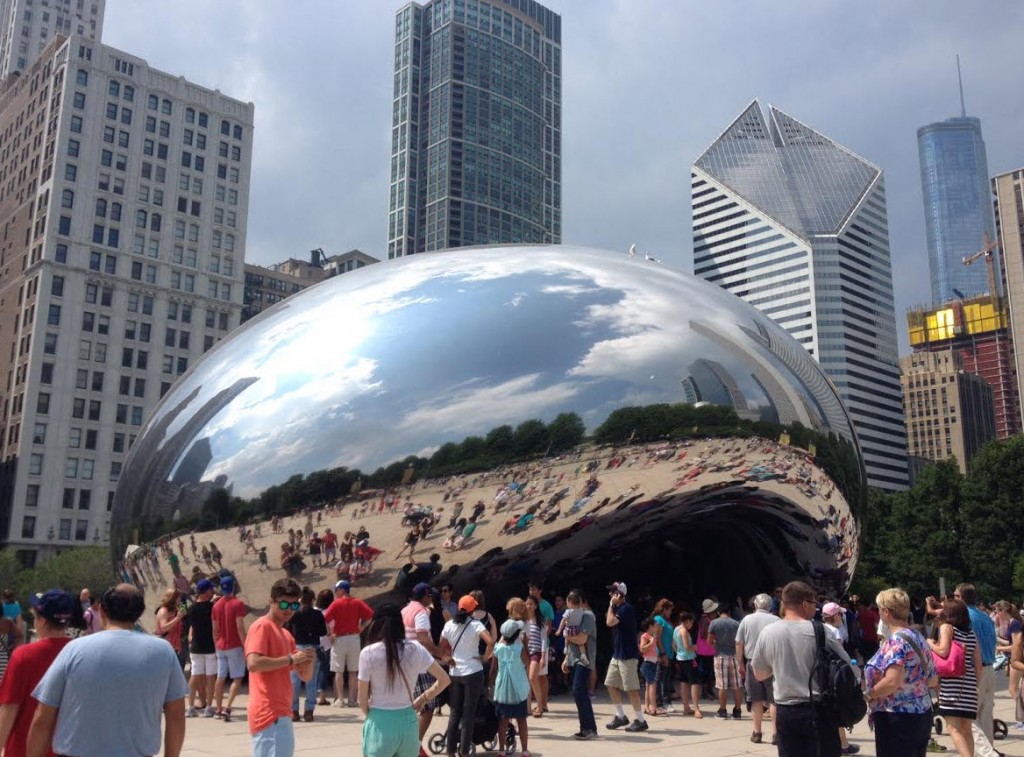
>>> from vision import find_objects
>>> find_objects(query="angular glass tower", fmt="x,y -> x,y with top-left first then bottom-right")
918,116 -> 996,303
388,0 -> 561,258
692,100 -> 909,491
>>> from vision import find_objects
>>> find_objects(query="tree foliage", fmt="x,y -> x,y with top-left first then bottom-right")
857,437 -> 1024,600
0,547 -> 116,604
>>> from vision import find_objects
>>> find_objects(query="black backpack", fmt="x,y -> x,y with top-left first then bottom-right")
809,620 -> 866,728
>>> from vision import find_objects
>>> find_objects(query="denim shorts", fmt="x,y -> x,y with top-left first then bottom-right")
640,660 -> 658,684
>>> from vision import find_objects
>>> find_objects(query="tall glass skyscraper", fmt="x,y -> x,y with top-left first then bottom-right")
388,0 -> 561,258
918,116 -> 996,303
692,100 -> 909,491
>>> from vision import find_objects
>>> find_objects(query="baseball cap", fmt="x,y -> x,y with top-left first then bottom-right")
220,576 -> 236,593
822,602 -> 846,617
334,580 -> 351,592
607,581 -> 627,596
28,589 -> 76,626
500,619 -> 523,638
196,579 -> 214,593
411,582 -> 431,600
458,594 -> 478,612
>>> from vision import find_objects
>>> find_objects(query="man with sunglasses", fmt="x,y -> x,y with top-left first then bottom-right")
245,578 -> 315,757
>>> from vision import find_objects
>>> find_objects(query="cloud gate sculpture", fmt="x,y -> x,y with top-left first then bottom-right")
111,246 -> 864,605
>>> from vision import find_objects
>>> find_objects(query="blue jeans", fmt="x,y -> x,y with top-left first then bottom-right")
572,663 -> 596,733
291,644 -> 320,713
252,716 -> 295,757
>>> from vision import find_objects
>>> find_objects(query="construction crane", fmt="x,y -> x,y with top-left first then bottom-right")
962,232 -> 999,298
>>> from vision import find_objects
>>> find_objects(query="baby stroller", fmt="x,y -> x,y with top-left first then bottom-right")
428,698 -> 517,755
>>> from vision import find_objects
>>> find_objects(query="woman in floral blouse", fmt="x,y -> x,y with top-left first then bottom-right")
863,588 -> 938,757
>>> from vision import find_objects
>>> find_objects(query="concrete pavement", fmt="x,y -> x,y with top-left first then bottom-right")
175,684 -> 1024,756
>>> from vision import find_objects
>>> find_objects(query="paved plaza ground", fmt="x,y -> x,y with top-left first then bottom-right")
175,683 -> 1024,756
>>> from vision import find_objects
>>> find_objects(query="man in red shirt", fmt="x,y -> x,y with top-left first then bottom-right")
323,580 -> 373,706
245,578 -> 314,757
0,590 -> 80,757
212,576 -> 248,722
322,528 -> 338,564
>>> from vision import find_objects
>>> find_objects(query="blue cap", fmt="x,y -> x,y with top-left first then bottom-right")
28,589 -> 76,625
220,576 -> 236,593
411,582 -> 431,599
334,580 -> 351,592
196,579 -> 214,593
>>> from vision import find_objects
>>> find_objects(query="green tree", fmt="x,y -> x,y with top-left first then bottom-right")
960,436 -> 1024,596
26,547 -> 117,597
548,412 -> 586,453
865,460 -> 965,598
512,419 -> 548,458
0,549 -> 23,595
485,425 -> 514,460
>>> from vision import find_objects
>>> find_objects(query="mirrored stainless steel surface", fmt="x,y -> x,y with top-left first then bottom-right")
112,245 -> 865,600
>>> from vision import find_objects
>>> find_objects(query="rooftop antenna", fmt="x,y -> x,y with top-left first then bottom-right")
956,54 -> 966,118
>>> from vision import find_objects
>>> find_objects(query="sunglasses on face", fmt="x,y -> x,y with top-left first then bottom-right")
276,600 -> 301,611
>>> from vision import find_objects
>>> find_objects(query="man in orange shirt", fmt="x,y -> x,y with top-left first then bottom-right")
323,579 -> 373,706
245,578 -> 314,757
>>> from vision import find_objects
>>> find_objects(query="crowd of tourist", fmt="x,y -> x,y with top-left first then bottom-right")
3,573 -> 1024,757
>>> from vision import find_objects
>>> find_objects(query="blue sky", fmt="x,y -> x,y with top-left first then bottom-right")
104,0 -> 1024,353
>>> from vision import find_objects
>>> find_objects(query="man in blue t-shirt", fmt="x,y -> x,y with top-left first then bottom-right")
28,583 -> 188,757
604,581 -> 647,733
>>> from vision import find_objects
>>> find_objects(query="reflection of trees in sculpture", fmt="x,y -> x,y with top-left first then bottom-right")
154,403 -> 861,543
593,404 -> 864,515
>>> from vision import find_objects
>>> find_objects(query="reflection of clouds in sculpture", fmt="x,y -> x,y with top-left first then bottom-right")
399,374 -> 582,439
200,357 -> 383,491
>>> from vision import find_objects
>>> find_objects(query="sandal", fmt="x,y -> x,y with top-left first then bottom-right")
693,710 -> 704,719
682,708 -> 695,716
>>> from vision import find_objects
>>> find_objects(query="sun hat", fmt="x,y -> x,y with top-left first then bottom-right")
701,598 -> 719,614
500,619 -> 523,638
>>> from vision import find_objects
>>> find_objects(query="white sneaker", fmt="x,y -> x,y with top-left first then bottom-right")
665,705 -> 676,713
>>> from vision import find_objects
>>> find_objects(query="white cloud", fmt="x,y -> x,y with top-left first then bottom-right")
103,0 -> 1024,354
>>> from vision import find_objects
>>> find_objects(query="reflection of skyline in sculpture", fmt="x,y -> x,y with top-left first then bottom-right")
111,246 -> 865,598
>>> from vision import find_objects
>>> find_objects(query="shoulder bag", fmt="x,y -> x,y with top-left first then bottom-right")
933,635 -> 966,678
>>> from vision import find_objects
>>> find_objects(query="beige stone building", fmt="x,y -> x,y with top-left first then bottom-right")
900,349 -> 996,473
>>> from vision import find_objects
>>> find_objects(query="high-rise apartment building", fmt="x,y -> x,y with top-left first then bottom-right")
0,35 -> 253,565
692,100 -> 908,491
387,0 -> 561,258
900,349 -> 996,474
918,77 -> 996,304
907,294 -> 1020,440
0,0 -> 104,78
993,168 -> 1024,430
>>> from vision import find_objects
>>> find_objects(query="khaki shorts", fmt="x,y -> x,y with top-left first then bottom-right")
330,634 -> 360,673
604,657 -> 640,692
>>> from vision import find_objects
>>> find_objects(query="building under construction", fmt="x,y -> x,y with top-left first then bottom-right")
907,294 -> 1021,439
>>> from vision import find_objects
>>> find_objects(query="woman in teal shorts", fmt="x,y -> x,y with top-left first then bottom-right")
358,604 -> 451,757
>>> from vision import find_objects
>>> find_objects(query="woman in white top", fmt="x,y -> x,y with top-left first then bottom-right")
358,603 -> 450,757
440,594 -> 494,757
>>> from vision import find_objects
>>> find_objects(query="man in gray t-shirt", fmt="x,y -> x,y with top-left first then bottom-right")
735,594 -> 780,744
29,583 -> 188,757
751,581 -> 849,757
708,609 -> 742,718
